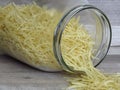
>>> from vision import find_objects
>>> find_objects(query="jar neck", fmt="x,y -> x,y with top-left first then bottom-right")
53,5 -> 112,73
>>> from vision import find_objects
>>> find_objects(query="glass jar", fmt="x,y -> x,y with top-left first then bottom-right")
0,0 -> 111,72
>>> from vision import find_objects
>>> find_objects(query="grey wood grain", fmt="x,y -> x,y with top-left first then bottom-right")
88,0 -> 120,55
88,0 -> 120,26
0,55 -> 120,90
0,55 -> 68,90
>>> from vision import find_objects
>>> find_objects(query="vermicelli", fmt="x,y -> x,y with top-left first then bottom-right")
0,3 -> 120,90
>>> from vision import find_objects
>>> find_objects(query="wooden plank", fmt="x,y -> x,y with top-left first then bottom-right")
88,0 -> 120,26
88,0 -> 120,55
0,55 -> 120,90
0,55 -> 68,90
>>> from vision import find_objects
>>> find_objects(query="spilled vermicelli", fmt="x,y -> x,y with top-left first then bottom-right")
0,3 -> 120,90
62,17 -> 120,90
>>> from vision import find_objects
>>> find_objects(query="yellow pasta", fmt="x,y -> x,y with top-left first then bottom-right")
62,15 -> 120,90
0,3 -> 120,90
0,3 -> 62,71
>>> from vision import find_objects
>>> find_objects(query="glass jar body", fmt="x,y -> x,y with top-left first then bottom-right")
0,0 -> 111,72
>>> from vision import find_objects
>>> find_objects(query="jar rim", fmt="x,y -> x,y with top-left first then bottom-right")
53,5 -> 112,72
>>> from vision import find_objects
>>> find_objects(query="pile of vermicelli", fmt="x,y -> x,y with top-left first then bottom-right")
0,3 -> 120,90
62,16 -> 120,90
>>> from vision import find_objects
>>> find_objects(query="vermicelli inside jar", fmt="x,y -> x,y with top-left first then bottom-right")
0,2 -> 120,90
0,3 -> 62,71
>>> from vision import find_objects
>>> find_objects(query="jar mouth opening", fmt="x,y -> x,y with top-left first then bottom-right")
53,5 -> 112,72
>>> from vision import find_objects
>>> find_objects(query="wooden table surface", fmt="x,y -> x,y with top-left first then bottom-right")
0,0 -> 120,90
0,55 -> 120,90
